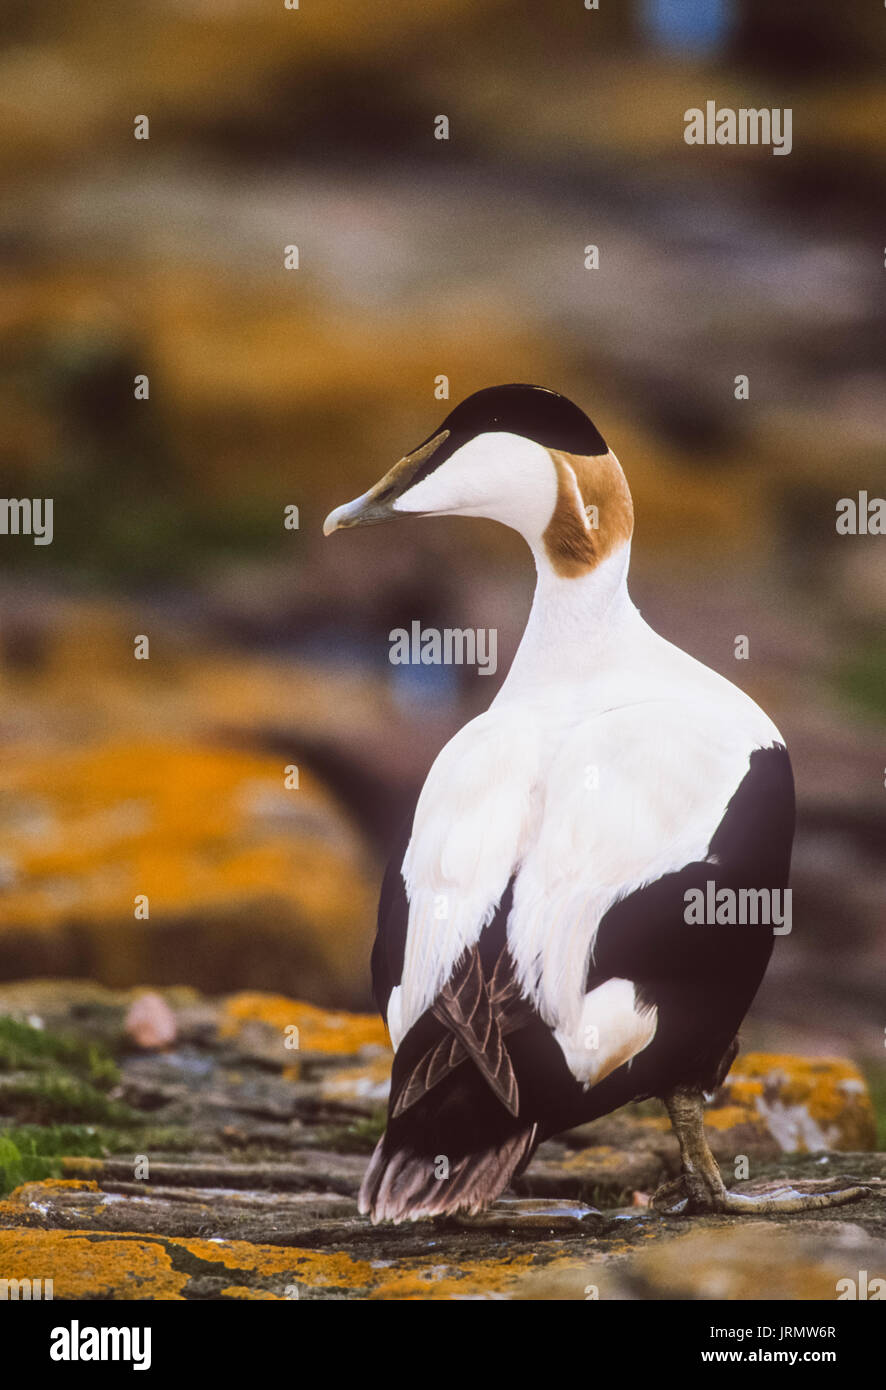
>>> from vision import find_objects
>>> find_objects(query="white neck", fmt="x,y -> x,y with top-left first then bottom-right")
496,541 -> 644,700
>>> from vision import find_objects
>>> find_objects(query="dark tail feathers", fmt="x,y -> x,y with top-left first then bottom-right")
358,1125 -> 536,1224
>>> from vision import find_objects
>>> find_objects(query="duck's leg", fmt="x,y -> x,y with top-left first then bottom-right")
652,1084 -> 869,1215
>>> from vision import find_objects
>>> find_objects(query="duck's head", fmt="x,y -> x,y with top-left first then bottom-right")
323,384 -> 633,577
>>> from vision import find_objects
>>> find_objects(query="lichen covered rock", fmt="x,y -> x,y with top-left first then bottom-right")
0,741 -> 375,1004
713,1052 -> 876,1154
0,984 -> 883,1300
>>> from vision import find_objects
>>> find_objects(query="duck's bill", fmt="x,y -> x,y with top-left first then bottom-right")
322,430 -> 449,535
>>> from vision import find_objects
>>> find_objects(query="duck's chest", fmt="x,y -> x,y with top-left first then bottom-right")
398,692 -> 763,1038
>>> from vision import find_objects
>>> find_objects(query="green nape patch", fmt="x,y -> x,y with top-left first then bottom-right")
0,1016 -> 119,1088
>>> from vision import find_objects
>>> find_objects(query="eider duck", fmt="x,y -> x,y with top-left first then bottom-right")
323,384 -> 866,1221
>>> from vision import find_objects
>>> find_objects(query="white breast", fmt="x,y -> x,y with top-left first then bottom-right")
392,610 -> 782,1082
396,703 -> 541,1037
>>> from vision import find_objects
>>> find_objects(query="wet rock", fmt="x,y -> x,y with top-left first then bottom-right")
515,1140 -> 668,1206
3,1176 -> 359,1245
455,1197 -> 602,1231
1,983 -> 884,1299
57,1150 -> 368,1196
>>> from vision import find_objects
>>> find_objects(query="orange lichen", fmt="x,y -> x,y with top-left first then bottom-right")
60,1157 -> 105,1178
7,1178 -> 100,1201
220,1285 -> 285,1300
629,1114 -> 671,1133
723,1052 -> 875,1149
562,1145 -> 623,1172
0,1229 -> 188,1299
0,1200 -> 31,1222
280,1249 -> 378,1289
0,742 -> 370,923
170,1237 -> 376,1289
0,1222 -> 387,1298
724,1078 -> 765,1104
219,993 -> 389,1055
366,1253 -> 538,1300
703,1104 -> 767,1133
0,737 -> 375,999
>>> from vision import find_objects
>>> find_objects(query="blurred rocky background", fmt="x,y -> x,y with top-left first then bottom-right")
0,0 -> 884,1133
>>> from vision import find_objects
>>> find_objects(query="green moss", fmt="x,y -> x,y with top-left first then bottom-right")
0,1123 -> 108,1157
0,1074 -> 137,1126
0,1125 -> 107,1196
0,1134 -> 36,1194
104,1126 -> 209,1155
312,1111 -> 387,1154
0,1121 -> 216,1195
0,1018 -> 131,1128
0,1017 -> 119,1088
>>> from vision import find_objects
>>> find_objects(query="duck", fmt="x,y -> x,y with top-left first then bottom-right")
323,383 -> 866,1222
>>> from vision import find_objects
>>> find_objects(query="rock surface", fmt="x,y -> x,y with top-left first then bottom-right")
0,980 -> 883,1300
0,608 -> 379,1006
